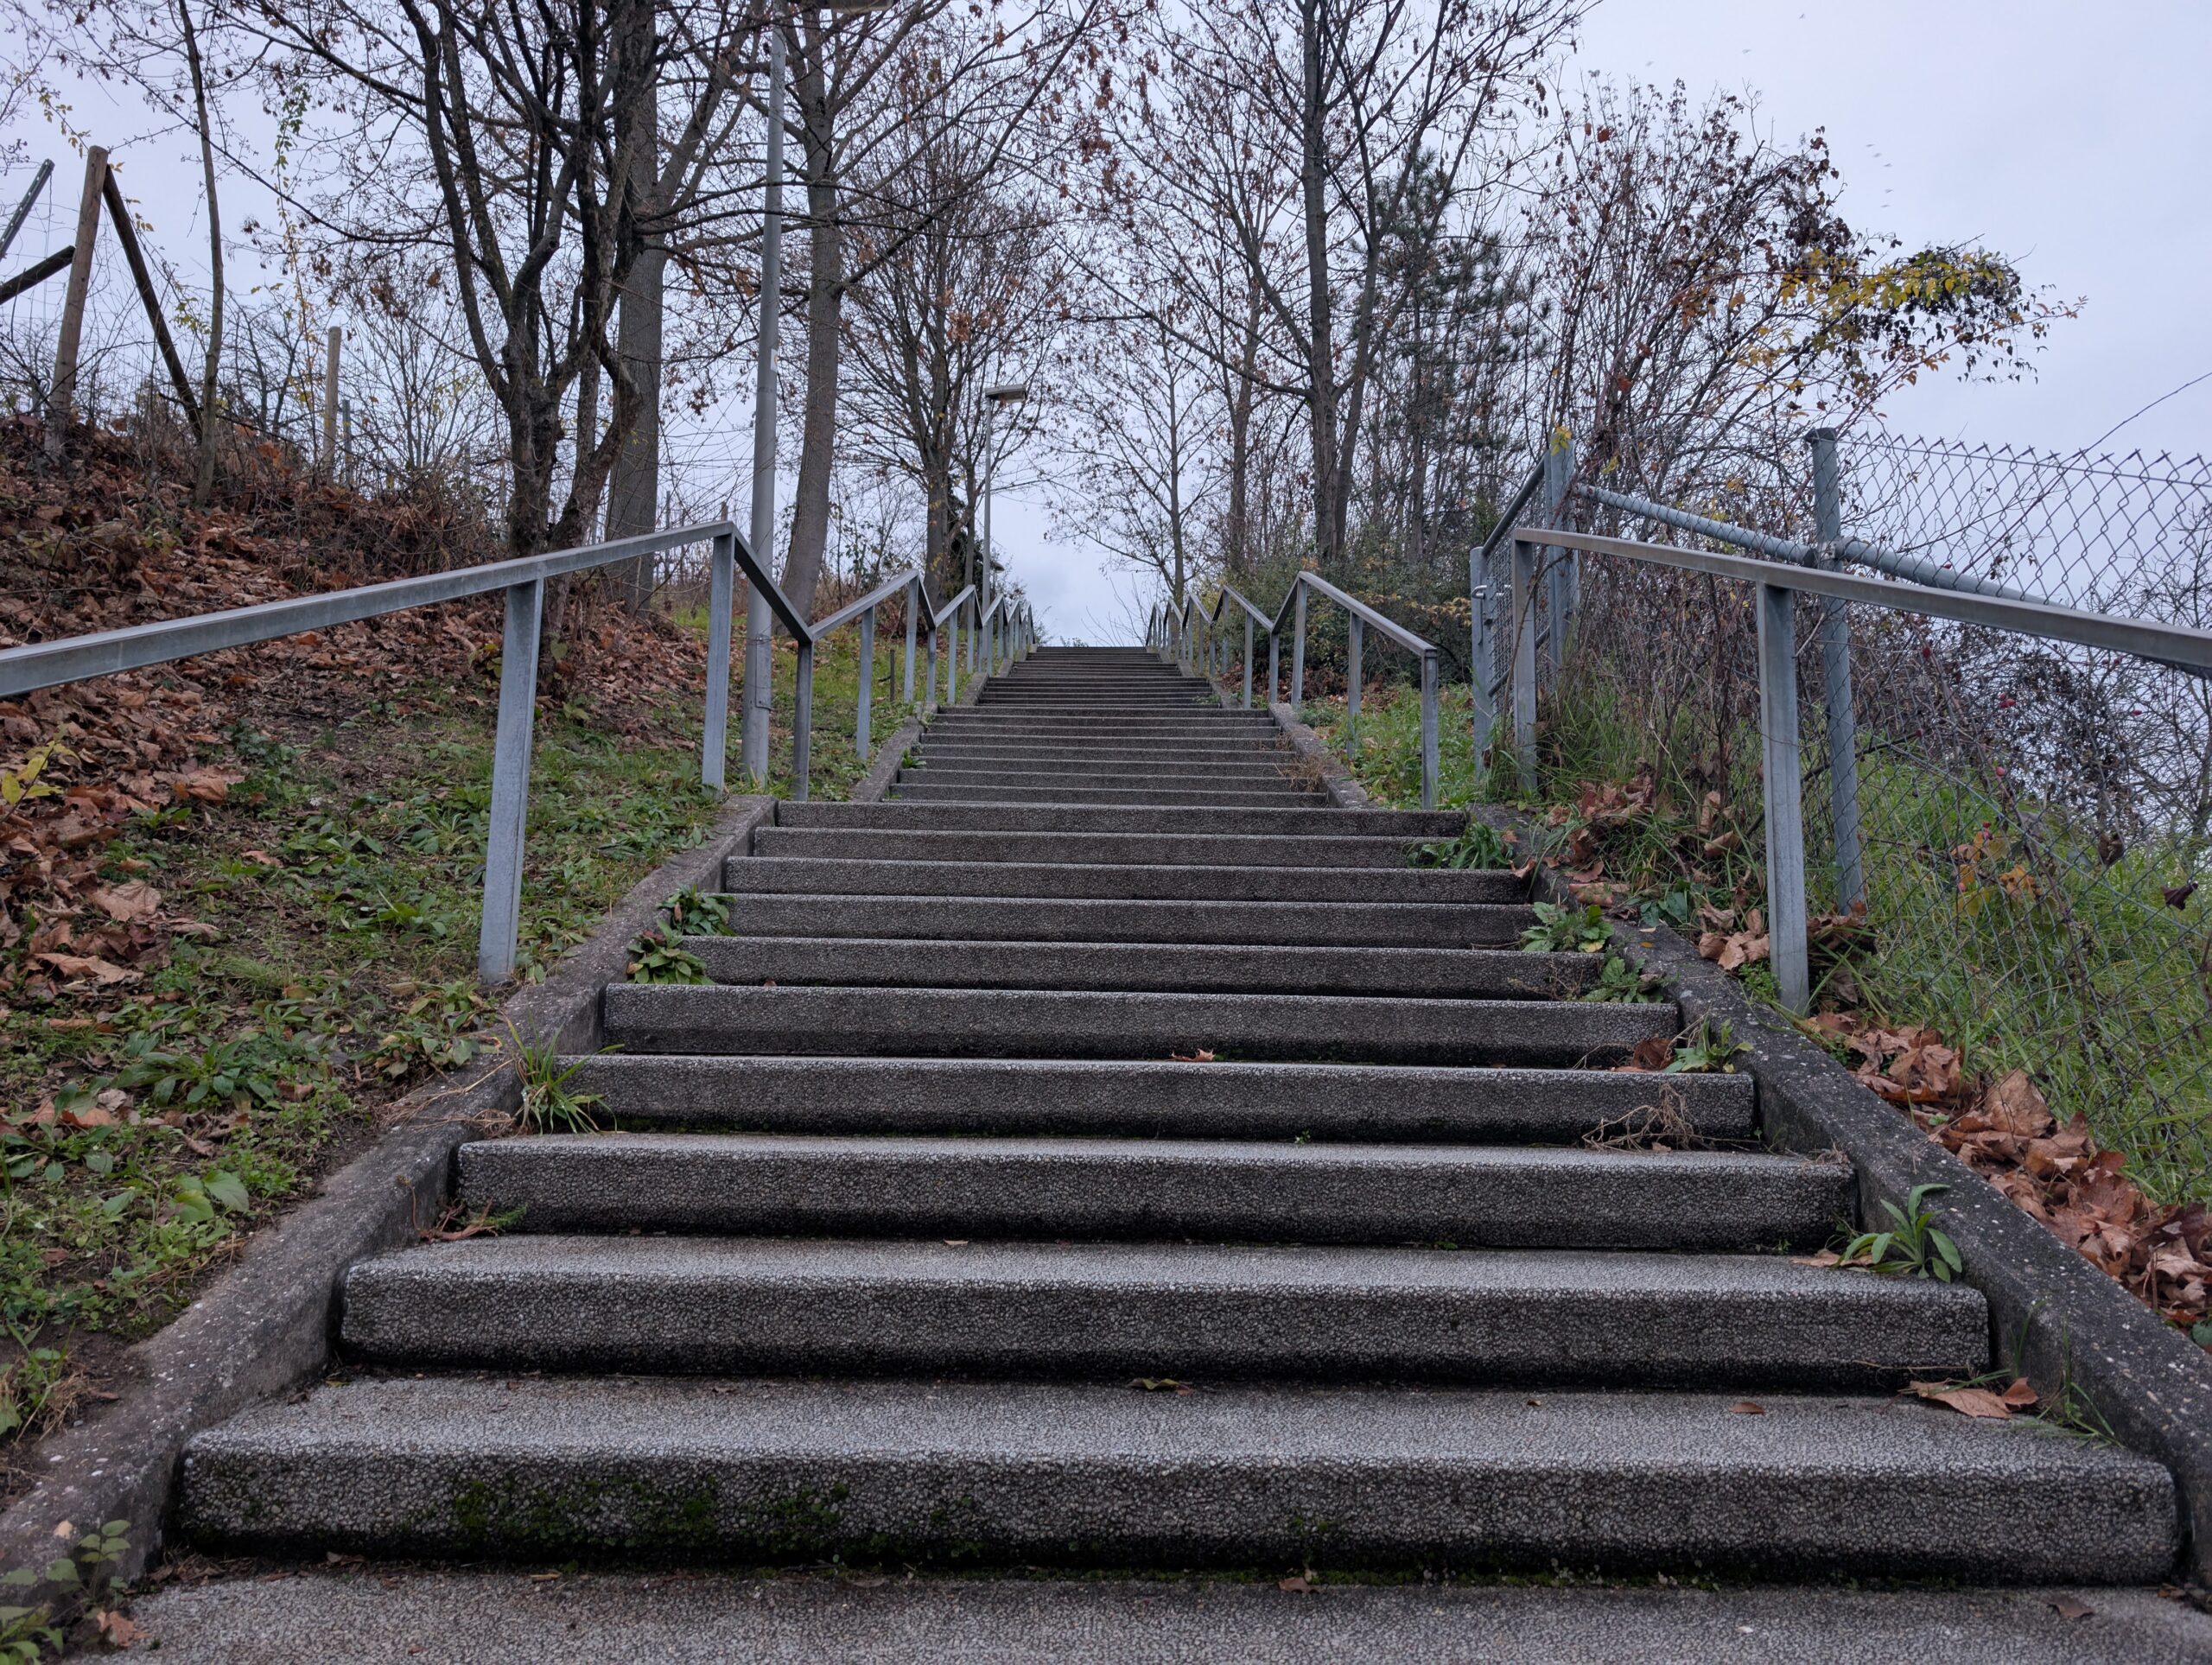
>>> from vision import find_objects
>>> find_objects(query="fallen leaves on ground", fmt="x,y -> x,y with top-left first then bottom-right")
1170,1049 -> 1216,1063
1813,1014 -> 2212,1350
1910,1380 -> 2017,1420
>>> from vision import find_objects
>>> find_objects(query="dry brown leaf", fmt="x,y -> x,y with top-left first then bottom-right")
1278,1576 -> 1315,1594
1999,1377 -> 2041,1408
1729,1400 -> 1765,1415
87,878 -> 162,922
35,950 -> 139,986
1909,1381 -> 2013,1420
2050,1595 -> 2094,1621
1171,1049 -> 1216,1063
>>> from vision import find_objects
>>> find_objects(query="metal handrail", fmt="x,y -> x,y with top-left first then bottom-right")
0,518 -> 1035,982
1501,496 -> 2212,1017
1149,571 -> 1443,810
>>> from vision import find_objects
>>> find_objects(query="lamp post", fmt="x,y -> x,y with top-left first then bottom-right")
980,381 -> 1027,670
735,0 -> 895,789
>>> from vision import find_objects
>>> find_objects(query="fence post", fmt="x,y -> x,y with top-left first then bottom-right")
701,531 -> 734,791
1543,438 -> 1576,670
855,605 -> 875,759
791,639 -> 815,802
1757,580 -> 1810,1014
1419,648 -> 1439,811
1290,582 -> 1307,715
478,578 -> 543,983
1470,580 -> 1495,778
1268,630 -> 1280,707
1242,615 -> 1255,709
46,146 -> 107,460
1346,613 -> 1363,738
946,613 -> 958,704
1808,428 -> 1866,910
925,624 -> 938,712
902,585 -> 917,702
1510,537 -> 1538,781
321,325 -> 341,474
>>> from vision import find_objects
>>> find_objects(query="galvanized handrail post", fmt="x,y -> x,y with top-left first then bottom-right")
1418,648 -> 1439,811
1543,440 -> 1576,670
701,530 -> 734,791
1756,580 -> 1810,1014
1290,581 -> 1307,715
791,639 -> 815,802
478,577 -> 543,982
1808,428 -> 1865,909
1242,614 -> 1255,709
855,606 -> 875,759
902,583 -> 917,702
1510,537 -> 1538,782
925,622 -> 938,711
946,612 -> 959,704
1346,613 -> 1364,738
1469,580 -> 1495,780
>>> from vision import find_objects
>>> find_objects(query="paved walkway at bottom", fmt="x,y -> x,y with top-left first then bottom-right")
105,1568 -> 2212,1664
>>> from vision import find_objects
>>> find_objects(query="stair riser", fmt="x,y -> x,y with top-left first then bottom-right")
601,986 -> 1675,1068
907,754 -> 1296,777
747,830 -> 1429,868
342,1261 -> 1983,1389
687,938 -> 1593,999
899,768 -> 1309,792
713,895 -> 1535,948
461,1142 -> 1836,1250
178,1381 -> 2177,1579
722,858 -> 1522,904
774,804 -> 1464,835
564,1056 -> 1756,1141
891,785 -> 1333,808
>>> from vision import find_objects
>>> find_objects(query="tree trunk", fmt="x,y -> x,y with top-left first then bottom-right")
607,21 -> 663,612
1299,0 -> 1340,569
781,29 -> 842,619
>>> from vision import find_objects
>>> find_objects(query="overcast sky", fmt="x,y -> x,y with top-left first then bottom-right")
1022,0 -> 2212,641
11,2 -> 2208,643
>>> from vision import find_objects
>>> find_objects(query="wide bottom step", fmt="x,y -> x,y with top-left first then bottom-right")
179,1376 -> 2177,1580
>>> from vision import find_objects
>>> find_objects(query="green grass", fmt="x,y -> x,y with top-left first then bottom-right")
1308,675 -> 2212,1205
0,628 -> 908,1452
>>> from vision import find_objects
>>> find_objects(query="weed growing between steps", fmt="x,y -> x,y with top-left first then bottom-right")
1314,676 -> 2212,1356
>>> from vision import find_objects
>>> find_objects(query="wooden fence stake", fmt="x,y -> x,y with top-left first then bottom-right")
47,146 -> 108,458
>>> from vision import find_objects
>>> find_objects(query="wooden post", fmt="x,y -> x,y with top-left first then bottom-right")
47,146 -> 109,458
321,325 -> 340,473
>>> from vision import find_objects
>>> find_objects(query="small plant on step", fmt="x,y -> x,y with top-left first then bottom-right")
1663,1019 -> 1750,1074
628,926 -> 710,985
2,1519 -> 130,1659
1582,954 -> 1663,1004
666,886 -> 730,937
1841,1183 -> 1964,1281
1521,900 -> 1611,954
505,1026 -> 605,1134
1413,819 -> 1512,870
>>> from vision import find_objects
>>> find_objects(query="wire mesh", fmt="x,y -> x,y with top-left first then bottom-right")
1558,431 -> 2212,1199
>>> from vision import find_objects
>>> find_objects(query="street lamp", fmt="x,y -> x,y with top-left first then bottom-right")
977,381 -> 1028,670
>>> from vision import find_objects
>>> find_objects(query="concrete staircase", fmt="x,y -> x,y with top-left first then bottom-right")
174,647 -> 2178,1586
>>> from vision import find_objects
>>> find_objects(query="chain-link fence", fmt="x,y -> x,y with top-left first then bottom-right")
1554,431 -> 2212,1202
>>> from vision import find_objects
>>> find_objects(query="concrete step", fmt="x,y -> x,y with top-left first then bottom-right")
889,783 -> 1333,808
341,1237 -> 1986,1389
898,766 -> 1311,794
722,856 -> 1524,904
913,741 -> 1294,766
773,803 -> 1465,836
564,1054 -> 1757,1142
689,937 -> 1594,998
925,716 -> 1278,734
111,1568 -> 2212,1664
460,1134 -> 1825,1249
714,893 -> 1535,947
746,829 -> 1434,869
904,753 -> 1297,778
603,984 -> 1670,1066
178,1376 -> 2178,1579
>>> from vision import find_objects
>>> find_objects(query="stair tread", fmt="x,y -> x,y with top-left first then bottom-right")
178,1375 -> 2178,1579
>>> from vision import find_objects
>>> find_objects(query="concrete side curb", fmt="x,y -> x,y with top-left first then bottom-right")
1264,702 -> 1373,808
850,715 -> 925,804
1533,862 -> 2212,1583
0,791 -> 775,1597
